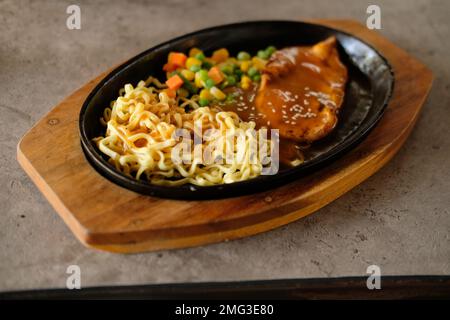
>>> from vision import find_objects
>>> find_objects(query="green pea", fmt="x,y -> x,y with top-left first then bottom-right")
220,64 -> 234,75
198,69 -> 209,81
195,52 -> 205,61
247,67 -> 259,77
237,51 -> 251,61
183,81 -> 197,94
266,46 -> 276,56
199,98 -> 209,107
190,65 -> 201,72
234,69 -> 243,78
205,78 -> 215,89
226,75 -> 236,86
252,74 -> 261,82
257,50 -> 270,60
202,61 -> 213,69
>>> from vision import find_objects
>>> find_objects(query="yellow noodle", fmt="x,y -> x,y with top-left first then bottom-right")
94,77 -> 271,186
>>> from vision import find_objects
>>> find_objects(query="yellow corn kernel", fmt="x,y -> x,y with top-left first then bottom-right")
189,47 -> 203,57
185,57 -> 202,70
240,75 -> 251,90
194,72 -> 204,88
210,86 -> 226,100
211,48 -> 229,63
199,88 -> 213,100
240,61 -> 251,72
181,69 -> 195,81
251,57 -> 267,70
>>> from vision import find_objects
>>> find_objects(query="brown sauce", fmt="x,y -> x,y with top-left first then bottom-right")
218,84 -> 305,167
216,40 -> 347,168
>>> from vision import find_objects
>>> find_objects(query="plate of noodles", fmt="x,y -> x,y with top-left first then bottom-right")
79,21 -> 394,199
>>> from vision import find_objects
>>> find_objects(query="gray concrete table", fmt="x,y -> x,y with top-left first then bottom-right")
1,0 -> 449,291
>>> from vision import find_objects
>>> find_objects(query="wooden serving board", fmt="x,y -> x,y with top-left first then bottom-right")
17,20 -> 433,253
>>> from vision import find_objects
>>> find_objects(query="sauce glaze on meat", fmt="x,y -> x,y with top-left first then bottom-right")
218,37 -> 348,166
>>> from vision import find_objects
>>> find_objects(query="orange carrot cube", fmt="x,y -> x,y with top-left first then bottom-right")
168,52 -> 187,68
207,66 -> 224,84
163,63 -> 176,72
163,88 -> 177,98
165,74 -> 184,90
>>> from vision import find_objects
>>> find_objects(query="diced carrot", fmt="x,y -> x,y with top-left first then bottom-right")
163,88 -> 177,98
163,63 -> 176,72
211,48 -> 229,63
165,74 -> 184,90
168,52 -> 187,68
207,66 -> 224,84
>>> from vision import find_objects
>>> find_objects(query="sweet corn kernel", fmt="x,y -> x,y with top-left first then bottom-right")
240,75 -> 251,90
181,69 -> 195,81
186,57 -> 202,70
251,57 -> 267,70
199,88 -> 213,100
189,47 -> 203,57
240,61 -> 251,72
194,72 -> 204,88
210,86 -> 226,100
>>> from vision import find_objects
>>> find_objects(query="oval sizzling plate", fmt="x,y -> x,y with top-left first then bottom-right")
79,20 -> 394,200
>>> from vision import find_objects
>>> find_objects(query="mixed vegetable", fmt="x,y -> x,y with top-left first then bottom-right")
162,46 -> 277,106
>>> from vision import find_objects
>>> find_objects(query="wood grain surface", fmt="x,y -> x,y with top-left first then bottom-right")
17,20 -> 433,253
